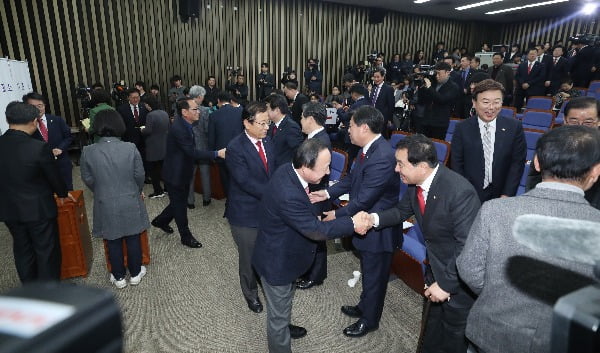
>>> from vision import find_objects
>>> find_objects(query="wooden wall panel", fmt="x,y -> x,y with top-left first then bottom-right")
1,0 -> 486,126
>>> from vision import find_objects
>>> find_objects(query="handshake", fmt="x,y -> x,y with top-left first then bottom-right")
350,211 -> 374,235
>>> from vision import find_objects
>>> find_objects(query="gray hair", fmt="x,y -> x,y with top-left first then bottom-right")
188,85 -> 206,98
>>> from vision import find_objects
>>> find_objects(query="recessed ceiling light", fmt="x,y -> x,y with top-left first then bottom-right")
456,0 -> 504,10
486,0 -> 568,14
414,0 -> 431,3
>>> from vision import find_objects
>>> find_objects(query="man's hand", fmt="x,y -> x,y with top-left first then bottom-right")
308,190 -> 328,203
52,148 -> 63,157
544,80 -> 551,87
522,83 -> 530,90
424,78 -> 432,88
217,148 -> 226,159
56,192 -> 76,206
424,282 -> 450,302
141,192 -> 145,200
352,211 -> 373,235
322,210 -> 336,222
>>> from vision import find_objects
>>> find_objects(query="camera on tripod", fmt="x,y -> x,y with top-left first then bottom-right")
111,81 -> 128,106
411,65 -> 436,87
366,51 -> 383,64
569,33 -> 600,46
227,66 -> 242,77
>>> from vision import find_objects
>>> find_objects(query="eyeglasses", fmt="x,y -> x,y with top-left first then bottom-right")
253,120 -> 272,127
566,118 -> 598,127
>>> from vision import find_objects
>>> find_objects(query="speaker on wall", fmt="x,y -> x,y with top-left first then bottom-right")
369,8 -> 387,24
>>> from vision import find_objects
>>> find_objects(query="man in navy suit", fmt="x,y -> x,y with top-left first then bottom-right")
296,102 -> 331,290
332,84 -> 371,163
363,134 -> 480,353
370,69 -> 395,133
514,48 -> 546,111
24,92 -> 73,190
252,139 -> 368,353
225,101 -> 275,314
455,56 -> 475,118
310,105 -> 400,337
283,81 -> 310,125
208,92 -> 243,195
546,45 -> 569,95
451,79 -> 526,202
152,98 -> 225,248
265,94 -> 304,169
117,88 -> 148,154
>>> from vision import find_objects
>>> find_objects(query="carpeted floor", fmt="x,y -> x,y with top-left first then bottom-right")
0,166 -> 423,353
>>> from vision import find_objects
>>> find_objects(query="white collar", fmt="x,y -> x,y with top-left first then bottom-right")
292,163 -> 309,190
307,127 -> 325,139
477,117 -> 497,129
244,131 -> 262,145
274,115 -> 286,128
418,164 -> 439,193
362,134 -> 382,154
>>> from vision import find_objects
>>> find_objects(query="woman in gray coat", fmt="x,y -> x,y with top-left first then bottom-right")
80,110 -> 150,289
141,95 -> 170,198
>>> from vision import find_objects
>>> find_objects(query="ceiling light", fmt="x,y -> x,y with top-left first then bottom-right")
456,0 -> 504,10
486,0 -> 568,14
582,2 -> 598,14
414,0 -> 431,3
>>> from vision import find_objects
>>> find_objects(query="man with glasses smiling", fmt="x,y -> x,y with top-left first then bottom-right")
224,102 -> 274,315
526,96 -> 600,208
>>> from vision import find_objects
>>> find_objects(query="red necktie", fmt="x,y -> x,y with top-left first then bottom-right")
527,63 -> 532,75
359,152 -> 366,163
133,106 -> 139,123
38,118 -> 48,142
256,140 -> 268,172
416,186 -> 426,215
271,125 -> 277,137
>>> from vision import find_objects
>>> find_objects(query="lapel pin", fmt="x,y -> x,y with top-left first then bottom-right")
501,128 -> 506,131
433,195 -> 436,200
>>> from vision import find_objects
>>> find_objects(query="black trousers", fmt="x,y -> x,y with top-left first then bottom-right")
357,251 -> 394,328
303,241 -> 327,282
106,233 -> 142,280
153,182 -> 193,240
148,160 -> 164,194
422,300 -> 470,353
6,218 -> 61,283
216,160 -> 230,196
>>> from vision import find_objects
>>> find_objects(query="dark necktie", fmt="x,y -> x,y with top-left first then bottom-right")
416,186 -> 426,215
38,118 -> 48,142
256,140 -> 268,172
359,152 -> 366,163
527,63 -> 533,75
134,106 -> 139,123
271,124 -> 277,137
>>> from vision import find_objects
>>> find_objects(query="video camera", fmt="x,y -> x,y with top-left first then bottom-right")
111,81 -> 128,106
569,33 -> 600,46
411,65 -> 436,88
366,51 -> 383,64
73,84 -> 92,118
227,66 -> 242,77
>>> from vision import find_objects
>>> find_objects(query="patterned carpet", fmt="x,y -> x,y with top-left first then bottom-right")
0,167 -> 422,353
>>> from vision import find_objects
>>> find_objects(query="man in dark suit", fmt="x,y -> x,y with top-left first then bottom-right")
117,88 -> 148,153
296,102 -> 331,290
546,46 -> 569,95
569,39 -> 597,87
265,94 -> 304,169
225,102 -> 275,314
208,91 -> 243,195
451,79 -> 526,202
0,102 -> 71,283
366,134 -> 481,353
489,53 -> 514,106
24,92 -> 73,190
152,98 -> 225,248
309,106 -> 400,337
256,62 -> 275,101
455,56 -> 475,118
514,48 -> 546,111
370,68 -> 395,132
283,81 -> 309,125
417,62 -> 461,139
536,44 -> 553,82
332,84 -> 371,162
505,44 -> 521,63
252,139 -> 368,353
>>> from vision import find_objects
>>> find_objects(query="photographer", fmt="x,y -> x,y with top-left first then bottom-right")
303,58 -> 323,95
553,78 -> 582,110
417,61 -> 461,139
226,73 -> 249,106
281,67 -> 298,88
387,54 -> 403,83
168,75 -> 186,113
204,76 -> 221,108
256,63 -> 275,100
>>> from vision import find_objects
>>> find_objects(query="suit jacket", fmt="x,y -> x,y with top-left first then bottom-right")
225,133 -> 275,228
80,137 -> 149,239
451,116 -> 526,201
488,64 -> 514,94
32,114 -> 73,168
515,61 -> 546,96
505,51 -> 521,63
525,166 -> 600,209
328,136 -> 400,253
457,186 -> 600,353
290,93 -> 309,124
252,163 -> 355,286
421,79 -> 461,127
256,72 -> 275,100
378,165 -> 481,307
337,96 -> 371,126
141,109 -> 170,161
208,104 -> 243,150
548,56 -> 569,93
308,129 -> 332,212
270,116 -> 304,169
162,116 -> 217,188
0,129 -> 67,222
117,103 -> 147,146
537,53 -> 553,80
372,83 -> 395,124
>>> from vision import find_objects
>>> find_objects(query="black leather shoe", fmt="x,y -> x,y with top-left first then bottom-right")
187,203 -> 196,209
289,324 -> 307,339
151,219 -> 174,234
181,237 -> 202,248
341,305 -> 362,318
343,320 -> 377,337
296,279 -> 323,290
202,199 -> 211,207
246,298 -> 263,313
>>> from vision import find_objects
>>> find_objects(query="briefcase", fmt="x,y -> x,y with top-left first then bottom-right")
55,190 -> 93,279
102,230 -> 150,272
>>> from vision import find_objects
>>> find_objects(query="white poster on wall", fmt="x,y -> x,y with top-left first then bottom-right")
0,58 -> 34,135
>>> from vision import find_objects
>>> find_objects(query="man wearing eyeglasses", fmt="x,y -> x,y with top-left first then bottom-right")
151,98 -> 225,248
526,96 -> 600,209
